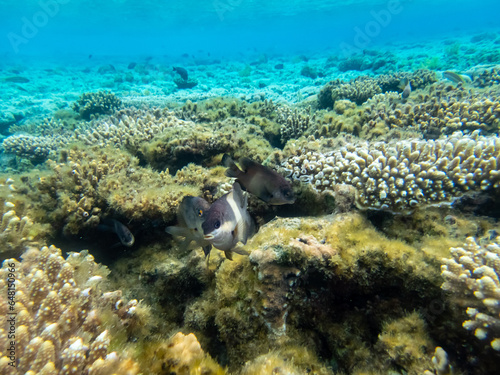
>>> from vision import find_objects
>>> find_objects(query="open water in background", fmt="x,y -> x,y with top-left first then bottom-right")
1,0 -> 500,59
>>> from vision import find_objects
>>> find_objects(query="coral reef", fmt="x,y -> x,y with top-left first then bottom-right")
2,134 -> 65,164
281,130 -> 500,212
377,312 -> 435,373
0,200 -> 34,258
362,83 -> 500,137
147,332 -> 226,374
276,105 -> 314,143
174,76 -> 199,89
423,347 -> 454,375
318,69 -> 437,109
11,145 -> 205,237
74,107 -> 185,153
0,177 -> 48,258
178,212 -> 444,373
318,77 -> 382,108
72,91 -> 122,121
0,244 -> 142,374
441,237 -> 500,351
473,67 -> 500,88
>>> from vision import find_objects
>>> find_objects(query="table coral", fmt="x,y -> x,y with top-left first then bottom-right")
441,237 -> 500,351
281,130 -> 500,212
0,245 -> 140,374
75,107 -> 184,152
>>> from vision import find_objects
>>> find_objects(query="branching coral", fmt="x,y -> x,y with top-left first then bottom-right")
318,69 -> 437,109
2,134 -> 65,163
13,145 -> 204,237
441,237 -> 500,351
0,244 -> 141,374
0,200 -> 34,257
72,91 -> 122,121
276,105 -> 314,143
0,177 -> 49,257
363,83 -> 500,137
281,130 -> 500,212
473,68 -> 500,88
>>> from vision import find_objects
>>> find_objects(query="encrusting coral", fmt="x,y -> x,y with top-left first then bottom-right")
281,130 -> 500,212
0,244 -> 143,374
441,237 -> 500,351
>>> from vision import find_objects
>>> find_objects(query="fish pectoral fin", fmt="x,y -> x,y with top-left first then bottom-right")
232,247 -> 249,256
224,250 -> 233,261
165,226 -> 189,236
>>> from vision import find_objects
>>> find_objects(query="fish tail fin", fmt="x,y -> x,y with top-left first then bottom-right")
223,154 -> 242,178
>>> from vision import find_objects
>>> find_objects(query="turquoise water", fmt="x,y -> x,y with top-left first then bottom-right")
2,0 -> 499,57
2,1 -> 500,374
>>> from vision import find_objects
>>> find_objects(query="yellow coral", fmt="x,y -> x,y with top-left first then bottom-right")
0,245 -> 141,374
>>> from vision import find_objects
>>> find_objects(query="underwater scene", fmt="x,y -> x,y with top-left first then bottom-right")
1,0 -> 500,374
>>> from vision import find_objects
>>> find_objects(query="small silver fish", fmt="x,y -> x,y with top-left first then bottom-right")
223,154 -> 295,205
442,71 -> 470,85
166,196 -> 212,257
401,78 -> 411,100
202,182 -> 255,260
99,219 -> 135,247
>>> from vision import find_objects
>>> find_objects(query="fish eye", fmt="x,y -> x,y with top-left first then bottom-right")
198,209 -> 203,217
214,220 -> 221,229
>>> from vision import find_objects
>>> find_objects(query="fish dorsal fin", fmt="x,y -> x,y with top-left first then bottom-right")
231,182 -> 247,209
238,157 -> 259,173
223,154 -> 242,178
